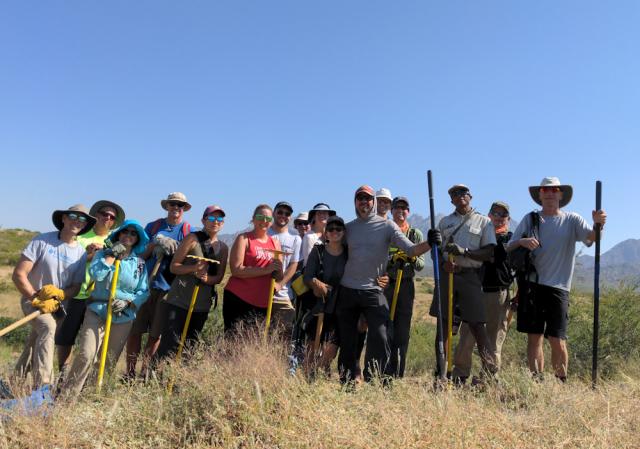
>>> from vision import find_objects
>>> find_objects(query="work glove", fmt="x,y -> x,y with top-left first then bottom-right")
37,284 -> 65,301
31,298 -> 60,314
427,229 -> 442,247
111,299 -> 129,314
105,242 -> 127,259
154,234 -> 178,256
445,242 -> 466,256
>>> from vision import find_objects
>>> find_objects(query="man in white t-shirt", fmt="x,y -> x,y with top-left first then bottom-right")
12,205 -> 93,386
268,201 -> 302,335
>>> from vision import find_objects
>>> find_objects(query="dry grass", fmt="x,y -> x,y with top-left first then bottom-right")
0,330 -> 638,449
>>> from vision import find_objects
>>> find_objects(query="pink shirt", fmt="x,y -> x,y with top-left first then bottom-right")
225,232 -> 276,308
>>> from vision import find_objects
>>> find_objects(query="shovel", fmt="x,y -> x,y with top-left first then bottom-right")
447,254 -> 454,375
262,249 -> 291,342
97,259 -> 121,393
0,292 -> 56,338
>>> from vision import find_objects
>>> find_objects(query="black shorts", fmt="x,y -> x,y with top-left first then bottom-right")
517,282 -> 569,339
54,297 -> 87,346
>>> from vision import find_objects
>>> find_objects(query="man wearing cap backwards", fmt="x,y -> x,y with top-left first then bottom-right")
376,188 -> 393,219
508,177 -> 607,381
337,185 -> 441,384
451,201 -> 514,382
55,200 -> 125,379
268,201 -> 302,335
384,196 -> 425,377
430,184 -> 498,383
12,205 -> 93,386
126,192 -> 192,379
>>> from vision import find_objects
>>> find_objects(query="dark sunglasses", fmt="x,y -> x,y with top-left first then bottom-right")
294,221 -> 309,227
167,201 -> 186,208
490,211 -> 509,218
540,187 -> 560,193
205,215 -> 224,223
356,194 -> 374,201
451,190 -> 470,198
120,228 -> 138,237
276,209 -> 292,217
99,211 -> 116,221
67,213 -> 88,223
326,226 -> 344,233
393,205 -> 409,211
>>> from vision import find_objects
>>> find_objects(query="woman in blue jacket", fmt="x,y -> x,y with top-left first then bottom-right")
60,219 -> 149,398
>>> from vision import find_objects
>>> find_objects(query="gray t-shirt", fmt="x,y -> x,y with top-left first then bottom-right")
268,228 -> 301,303
341,215 -> 417,290
22,231 -> 87,298
509,211 -> 592,291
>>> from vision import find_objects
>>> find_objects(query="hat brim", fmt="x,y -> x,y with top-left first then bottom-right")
528,186 -> 573,208
51,210 -> 97,235
161,199 -> 192,211
108,220 -> 150,256
308,209 -> 336,222
90,200 -> 126,227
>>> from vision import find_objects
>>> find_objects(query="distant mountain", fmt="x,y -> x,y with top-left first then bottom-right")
574,239 -> 640,290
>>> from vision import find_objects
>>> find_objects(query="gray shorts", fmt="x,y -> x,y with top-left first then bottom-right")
429,268 -> 486,324
130,289 -> 169,338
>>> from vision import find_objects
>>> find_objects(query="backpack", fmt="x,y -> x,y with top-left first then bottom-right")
508,211 -> 540,276
149,219 -> 191,240
193,230 -> 220,308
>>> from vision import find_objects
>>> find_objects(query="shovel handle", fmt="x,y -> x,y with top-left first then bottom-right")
0,311 -> 41,337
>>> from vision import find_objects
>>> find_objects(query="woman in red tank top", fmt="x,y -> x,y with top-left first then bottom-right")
224,204 -> 284,332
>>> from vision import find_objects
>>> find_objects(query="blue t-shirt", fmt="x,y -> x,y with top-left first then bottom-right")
144,219 -> 191,291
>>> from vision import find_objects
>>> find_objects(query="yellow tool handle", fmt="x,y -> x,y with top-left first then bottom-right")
97,259 -> 120,393
389,269 -> 404,321
447,255 -> 454,374
168,282 -> 201,394
0,311 -> 41,337
263,277 -> 276,342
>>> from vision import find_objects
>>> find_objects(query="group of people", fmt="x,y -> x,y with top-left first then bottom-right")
9,176 -> 607,398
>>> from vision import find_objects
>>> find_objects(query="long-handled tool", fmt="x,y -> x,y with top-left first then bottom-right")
447,254 -> 454,376
97,259 -> 121,393
428,170 -> 447,383
313,298 -> 325,355
592,180 -> 602,389
0,311 -> 40,338
262,249 -> 291,342
149,255 -> 164,284
389,254 -> 406,321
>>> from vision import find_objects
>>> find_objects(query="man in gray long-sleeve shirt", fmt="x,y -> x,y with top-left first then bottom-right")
337,185 -> 441,384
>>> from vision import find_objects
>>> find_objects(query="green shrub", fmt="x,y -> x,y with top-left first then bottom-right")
0,315 -> 30,346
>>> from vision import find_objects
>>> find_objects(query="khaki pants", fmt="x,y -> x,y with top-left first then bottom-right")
452,289 -> 510,378
61,310 -> 132,398
15,298 -> 61,386
272,300 -> 296,336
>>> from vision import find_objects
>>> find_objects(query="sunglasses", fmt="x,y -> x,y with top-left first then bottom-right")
205,215 -> 224,223
276,209 -> 292,217
356,194 -> 374,202
67,213 -> 88,223
540,187 -> 561,193
326,226 -> 344,233
254,214 -> 273,223
451,190 -> 470,198
393,205 -> 409,211
490,211 -> 509,218
294,221 -> 309,227
120,228 -> 138,237
167,201 -> 186,208
99,211 -> 116,221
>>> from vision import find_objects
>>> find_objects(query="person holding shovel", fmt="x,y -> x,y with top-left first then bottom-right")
155,205 -> 229,361
12,204 -> 93,387
430,184 -> 497,384
223,204 -> 284,333
508,177 -> 607,381
55,200 -> 125,379
59,219 -> 149,398
384,196 -> 425,378
126,192 -> 192,379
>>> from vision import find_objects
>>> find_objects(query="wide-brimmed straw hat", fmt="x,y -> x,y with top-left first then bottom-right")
160,192 -> 192,211
528,177 -> 573,208
90,200 -> 125,227
51,204 -> 96,235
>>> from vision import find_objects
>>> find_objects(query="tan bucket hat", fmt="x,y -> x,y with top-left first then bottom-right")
529,177 -> 573,208
51,204 -> 96,235
160,192 -> 192,211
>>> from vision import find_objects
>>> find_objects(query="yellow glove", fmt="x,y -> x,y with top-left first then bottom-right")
37,284 -> 65,301
31,298 -> 60,314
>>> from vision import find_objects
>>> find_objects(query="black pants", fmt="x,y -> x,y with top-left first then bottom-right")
337,287 -> 390,383
223,289 -> 267,334
384,278 -> 415,378
155,303 -> 209,361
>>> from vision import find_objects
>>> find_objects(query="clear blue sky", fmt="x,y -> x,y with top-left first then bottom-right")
1,1 -> 636,253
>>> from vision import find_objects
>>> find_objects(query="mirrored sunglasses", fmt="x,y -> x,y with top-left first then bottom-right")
67,213 -> 88,223
254,214 -> 273,223
206,215 -> 224,223
99,211 -> 116,221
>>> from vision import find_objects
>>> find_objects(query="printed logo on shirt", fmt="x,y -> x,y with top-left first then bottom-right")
48,247 -> 75,264
255,248 -> 274,261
